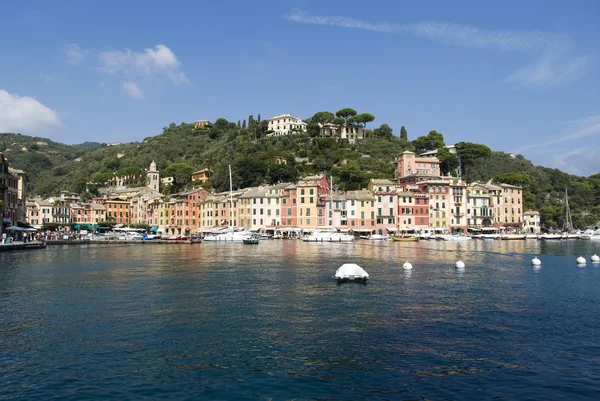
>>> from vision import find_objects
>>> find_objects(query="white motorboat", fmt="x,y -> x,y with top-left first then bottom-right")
580,230 -> 600,241
335,263 -> 369,281
539,233 -> 563,240
442,234 -> 472,241
366,234 -> 389,241
526,234 -> 538,240
481,234 -> 500,240
303,230 -> 354,242
203,229 -> 254,242
500,234 -> 526,240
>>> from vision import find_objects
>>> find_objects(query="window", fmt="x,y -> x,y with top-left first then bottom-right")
378,196 -> 382,202
310,197 -> 314,203
389,196 -> 393,202
310,189 -> 314,195
306,208 -> 310,216
301,189 -> 305,195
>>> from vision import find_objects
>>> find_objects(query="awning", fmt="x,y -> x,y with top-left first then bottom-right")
5,226 -> 26,231
150,226 -> 159,233
387,228 -> 398,231
352,229 -> 373,233
73,224 -> 81,230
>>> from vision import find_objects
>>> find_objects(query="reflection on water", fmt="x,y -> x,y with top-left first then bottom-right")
1,239 -> 600,400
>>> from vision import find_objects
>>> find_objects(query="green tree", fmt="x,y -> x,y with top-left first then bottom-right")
268,163 -> 298,184
242,120 -> 246,129
455,142 -> 492,176
332,117 -> 345,125
350,113 -> 376,131
335,108 -> 357,123
164,163 -> 194,193
373,124 -> 393,139
437,146 -> 459,176
412,131 -> 445,154
311,111 -> 335,124
307,122 -> 321,138
494,172 -> 531,187
400,126 -> 408,140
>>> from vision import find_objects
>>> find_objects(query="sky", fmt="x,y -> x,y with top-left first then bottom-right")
0,0 -> 599,176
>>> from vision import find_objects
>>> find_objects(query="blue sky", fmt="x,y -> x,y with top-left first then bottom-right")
0,0 -> 599,176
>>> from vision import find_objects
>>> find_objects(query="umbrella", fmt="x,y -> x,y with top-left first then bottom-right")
5,226 -> 26,231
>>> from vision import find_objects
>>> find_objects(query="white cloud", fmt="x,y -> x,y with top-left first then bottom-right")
506,53 -> 589,88
122,82 -> 144,99
286,10 -> 589,87
98,44 -> 190,84
65,43 -> 86,65
0,89 -> 62,133
515,115 -> 600,153
286,10 -> 563,52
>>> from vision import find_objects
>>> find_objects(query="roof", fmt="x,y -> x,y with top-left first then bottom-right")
192,168 -> 213,174
500,183 -> 523,189
523,210 -> 540,215
345,190 -> 376,201
267,114 -> 304,121
370,178 -> 395,186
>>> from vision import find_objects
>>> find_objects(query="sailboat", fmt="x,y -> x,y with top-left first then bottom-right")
563,188 -> 578,239
302,175 -> 353,243
540,188 -> 572,240
203,165 -> 254,242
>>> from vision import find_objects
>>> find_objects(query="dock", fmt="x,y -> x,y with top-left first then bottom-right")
46,239 -> 200,245
0,241 -> 47,252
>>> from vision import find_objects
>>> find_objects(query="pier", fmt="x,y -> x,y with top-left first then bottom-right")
0,241 -> 47,252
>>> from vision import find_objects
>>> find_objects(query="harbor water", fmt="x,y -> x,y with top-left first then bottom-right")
1,240 -> 600,400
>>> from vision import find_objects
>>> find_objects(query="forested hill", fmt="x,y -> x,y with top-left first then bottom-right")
1,116 -> 599,228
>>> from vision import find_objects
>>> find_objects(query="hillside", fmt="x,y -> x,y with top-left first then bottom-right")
1,117 -> 599,228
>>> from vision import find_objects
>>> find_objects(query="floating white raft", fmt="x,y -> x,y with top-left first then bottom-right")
335,263 -> 369,281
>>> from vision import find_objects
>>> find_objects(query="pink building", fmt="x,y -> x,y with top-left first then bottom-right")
394,151 -> 440,181
368,179 -> 398,235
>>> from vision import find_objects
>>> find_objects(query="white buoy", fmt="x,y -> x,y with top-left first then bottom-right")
402,261 -> 413,270
455,260 -> 465,269
576,256 -> 586,265
591,254 -> 600,263
532,257 -> 541,266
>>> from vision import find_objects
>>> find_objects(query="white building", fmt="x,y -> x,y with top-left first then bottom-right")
266,114 -> 307,137
523,210 -> 541,234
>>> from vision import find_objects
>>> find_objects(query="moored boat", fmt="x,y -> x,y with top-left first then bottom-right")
390,236 -> 419,242
539,233 -> 563,240
366,234 -> 389,241
500,234 -> 526,240
303,230 -> 354,242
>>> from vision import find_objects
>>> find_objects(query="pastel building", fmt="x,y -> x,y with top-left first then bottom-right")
368,179 -> 398,235
345,190 -> 377,234
266,114 -> 307,136
523,210 -> 541,234
466,183 -> 495,228
319,123 -> 365,143
499,184 -> 523,227
397,191 -> 430,230
394,151 -> 440,181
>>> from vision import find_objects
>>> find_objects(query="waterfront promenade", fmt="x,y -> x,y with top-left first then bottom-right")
0,241 -> 47,252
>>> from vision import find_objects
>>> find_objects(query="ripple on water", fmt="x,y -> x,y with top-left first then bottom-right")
1,240 -> 600,400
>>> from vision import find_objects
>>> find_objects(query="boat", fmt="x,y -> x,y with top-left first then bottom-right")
580,230 -> 600,241
390,236 -> 419,242
259,233 -> 273,240
481,234 -> 500,240
165,235 -> 188,241
203,229 -> 254,242
500,234 -> 526,240
203,165 -> 254,242
243,234 -> 260,245
442,234 -> 472,241
303,230 -> 354,242
539,233 -> 563,240
334,263 -> 369,282
526,234 -> 538,240
366,234 -> 389,241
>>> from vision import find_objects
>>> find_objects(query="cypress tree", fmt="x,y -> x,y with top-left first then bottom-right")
237,120 -> 241,128
242,120 -> 246,129
400,126 -> 408,140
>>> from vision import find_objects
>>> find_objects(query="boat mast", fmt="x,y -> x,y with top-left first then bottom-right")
564,187 -> 573,232
229,164 -> 233,229
330,174 -> 334,229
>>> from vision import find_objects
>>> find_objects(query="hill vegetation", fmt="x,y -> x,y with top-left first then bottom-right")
1,111 -> 599,228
